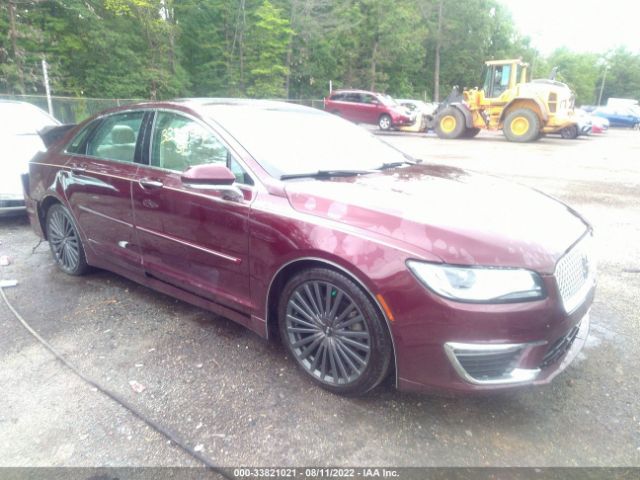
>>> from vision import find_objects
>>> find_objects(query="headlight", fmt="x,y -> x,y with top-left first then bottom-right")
407,261 -> 545,303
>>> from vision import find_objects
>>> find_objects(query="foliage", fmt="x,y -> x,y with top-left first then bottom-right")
1,0 -> 638,103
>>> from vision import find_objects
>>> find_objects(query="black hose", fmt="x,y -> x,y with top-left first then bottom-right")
0,283 -> 233,479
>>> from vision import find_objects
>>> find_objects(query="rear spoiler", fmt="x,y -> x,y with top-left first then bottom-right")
38,124 -> 76,149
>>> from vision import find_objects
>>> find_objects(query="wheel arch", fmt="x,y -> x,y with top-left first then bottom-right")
448,103 -> 474,128
265,256 -> 398,385
38,194 -> 65,240
500,97 -> 547,124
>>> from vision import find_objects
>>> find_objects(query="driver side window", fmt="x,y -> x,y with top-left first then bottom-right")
151,112 -> 253,185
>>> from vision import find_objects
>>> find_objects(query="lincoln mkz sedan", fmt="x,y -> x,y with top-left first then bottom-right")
24,99 -> 595,395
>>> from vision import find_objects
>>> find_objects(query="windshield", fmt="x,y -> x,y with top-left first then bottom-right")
205,105 -> 409,178
0,103 -> 58,135
379,94 -> 398,107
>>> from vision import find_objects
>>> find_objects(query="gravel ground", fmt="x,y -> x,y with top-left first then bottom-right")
0,128 -> 638,469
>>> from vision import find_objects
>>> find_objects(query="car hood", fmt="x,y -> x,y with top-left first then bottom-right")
284,164 -> 588,274
0,133 -> 44,196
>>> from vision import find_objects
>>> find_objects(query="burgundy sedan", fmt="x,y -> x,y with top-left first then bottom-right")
25,99 -> 595,395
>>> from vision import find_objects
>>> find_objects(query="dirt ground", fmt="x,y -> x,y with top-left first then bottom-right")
0,128 -> 639,469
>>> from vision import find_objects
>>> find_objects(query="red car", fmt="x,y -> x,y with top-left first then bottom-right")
324,90 -> 415,130
25,99 -> 594,395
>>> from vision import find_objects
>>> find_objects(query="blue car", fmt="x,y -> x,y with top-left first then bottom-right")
593,106 -> 640,129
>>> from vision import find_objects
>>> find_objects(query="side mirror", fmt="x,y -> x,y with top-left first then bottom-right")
181,164 -> 236,186
180,164 -> 243,202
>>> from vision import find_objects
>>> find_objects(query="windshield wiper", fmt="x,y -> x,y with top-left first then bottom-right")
280,169 -> 372,180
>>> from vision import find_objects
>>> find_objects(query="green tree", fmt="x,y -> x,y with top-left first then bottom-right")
245,0 -> 292,97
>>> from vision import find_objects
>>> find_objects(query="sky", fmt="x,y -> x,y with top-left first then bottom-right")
499,0 -> 640,55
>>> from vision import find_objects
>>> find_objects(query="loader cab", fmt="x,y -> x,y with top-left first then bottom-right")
482,59 -> 528,100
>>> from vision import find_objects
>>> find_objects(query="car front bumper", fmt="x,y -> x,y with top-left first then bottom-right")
389,271 -> 595,394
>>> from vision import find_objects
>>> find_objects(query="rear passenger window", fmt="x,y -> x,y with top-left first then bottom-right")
86,112 -> 144,163
66,123 -> 95,154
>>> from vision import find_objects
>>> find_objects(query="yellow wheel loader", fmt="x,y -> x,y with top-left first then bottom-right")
433,59 -> 578,142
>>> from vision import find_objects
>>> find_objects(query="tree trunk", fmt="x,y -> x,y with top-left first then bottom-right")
239,0 -> 246,92
166,0 -> 176,75
284,0 -> 298,99
433,0 -> 443,102
370,40 -> 378,91
8,0 -> 24,93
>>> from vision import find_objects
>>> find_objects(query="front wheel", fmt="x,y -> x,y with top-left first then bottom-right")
378,114 -> 392,131
46,204 -> 89,275
278,268 -> 393,396
435,107 -> 466,139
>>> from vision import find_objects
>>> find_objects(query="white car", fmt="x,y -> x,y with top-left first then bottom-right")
396,99 -> 438,132
0,101 -> 59,215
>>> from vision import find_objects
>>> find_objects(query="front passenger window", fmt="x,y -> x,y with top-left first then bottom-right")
151,112 -> 227,171
151,112 -> 253,185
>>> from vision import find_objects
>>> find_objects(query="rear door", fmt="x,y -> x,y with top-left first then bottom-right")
131,110 -> 255,314
63,110 -> 149,274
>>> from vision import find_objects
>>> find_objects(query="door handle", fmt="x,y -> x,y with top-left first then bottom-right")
70,165 -> 86,175
139,178 -> 164,189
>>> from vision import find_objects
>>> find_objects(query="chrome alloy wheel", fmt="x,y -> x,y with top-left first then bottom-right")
285,280 -> 371,386
48,208 -> 81,272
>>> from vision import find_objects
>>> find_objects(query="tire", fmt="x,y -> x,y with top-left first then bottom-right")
435,107 -> 466,139
46,204 -> 89,276
378,114 -> 392,131
560,124 -> 579,139
463,127 -> 481,138
278,267 -> 392,396
503,108 -> 541,142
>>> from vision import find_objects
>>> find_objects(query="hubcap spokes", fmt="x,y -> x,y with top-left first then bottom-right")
49,211 -> 80,271
286,281 -> 371,385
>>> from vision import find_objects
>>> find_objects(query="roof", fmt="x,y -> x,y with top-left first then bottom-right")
329,89 -> 385,96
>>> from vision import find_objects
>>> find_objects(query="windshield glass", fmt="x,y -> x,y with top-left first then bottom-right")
379,94 -> 398,107
0,103 -> 58,135
205,105 -> 409,178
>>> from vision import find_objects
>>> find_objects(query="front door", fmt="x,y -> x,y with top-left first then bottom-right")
131,111 -> 255,314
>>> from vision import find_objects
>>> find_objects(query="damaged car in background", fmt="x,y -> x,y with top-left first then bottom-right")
24,99 -> 595,395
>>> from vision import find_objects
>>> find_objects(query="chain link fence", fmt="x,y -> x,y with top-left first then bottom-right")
0,94 -> 146,124
0,94 -> 326,124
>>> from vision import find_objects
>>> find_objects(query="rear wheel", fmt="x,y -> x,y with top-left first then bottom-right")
278,268 -> 392,396
503,108 -> 541,142
560,124 -> 579,139
435,107 -> 466,139
46,204 -> 89,276
378,114 -> 392,131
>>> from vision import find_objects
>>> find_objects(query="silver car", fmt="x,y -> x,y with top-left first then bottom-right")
0,100 -> 59,215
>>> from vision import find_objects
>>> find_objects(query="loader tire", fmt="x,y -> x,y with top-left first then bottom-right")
503,108 -> 540,142
435,107 -> 466,139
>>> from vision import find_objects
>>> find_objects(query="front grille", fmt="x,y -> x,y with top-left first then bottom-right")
454,347 -> 523,381
540,323 -> 580,369
555,234 -> 595,313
